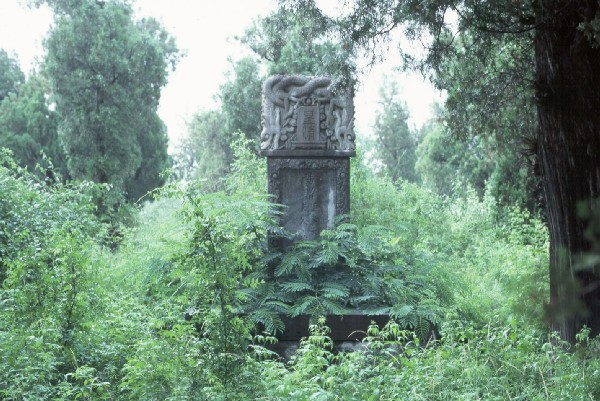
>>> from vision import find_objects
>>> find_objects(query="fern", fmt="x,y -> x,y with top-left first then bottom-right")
415,316 -> 432,341
316,298 -> 349,316
391,304 -> 414,320
235,218 -> 452,339
250,309 -> 285,334
291,295 -> 319,317
275,252 -> 305,277
261,300 -> 291,314
318,281 -> 350,300
313,238 -> 341,267
281,281 -> 313,293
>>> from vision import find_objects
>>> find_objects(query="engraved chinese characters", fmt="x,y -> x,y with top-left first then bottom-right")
260,75 -> 355,152
260,75 -> 355,246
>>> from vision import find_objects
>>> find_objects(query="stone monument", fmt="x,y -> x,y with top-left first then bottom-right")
258,76 -> 390,356
259,75 -> 355,246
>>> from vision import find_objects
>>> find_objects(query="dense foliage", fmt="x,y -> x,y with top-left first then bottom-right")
371,79 -> 418,184
282,0 -> 600,342
0,72 -> 64,176
2,1 -> 600,398
0,51 -> 24,104
0,141 -> 580,400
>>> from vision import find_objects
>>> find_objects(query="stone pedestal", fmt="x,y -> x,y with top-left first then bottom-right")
264,314 -> 390,359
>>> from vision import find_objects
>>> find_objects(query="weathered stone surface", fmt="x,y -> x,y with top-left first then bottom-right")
266,157 -> 350,245
260,75 -> 355,246
259,75 -> 355,153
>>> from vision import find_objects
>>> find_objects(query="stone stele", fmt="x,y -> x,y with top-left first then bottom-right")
259,75 -> 355,246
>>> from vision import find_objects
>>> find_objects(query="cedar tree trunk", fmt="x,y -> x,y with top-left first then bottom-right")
535,0 -> 600,342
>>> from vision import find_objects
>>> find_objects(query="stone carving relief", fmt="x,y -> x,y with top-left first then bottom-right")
260,75 -> 355,151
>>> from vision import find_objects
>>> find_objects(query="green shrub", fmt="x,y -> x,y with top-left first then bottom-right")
0,149 -> 108,399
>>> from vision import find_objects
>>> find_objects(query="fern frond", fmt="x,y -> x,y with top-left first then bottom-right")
312,240 -> 340,267
250,309 -> 285,334
275,252 -> 305,277
261,300 -> 291,314
415,316 -> 431,341
397,314 -> 417,330
391,304 -> 414,320
291,295 -> 318,317
281,281 -> 314,293
316,298 -> 349,315
268,288 -> 295,303
318,281 -> 350,300
349,294 -> 379,305
259,251 -> 283,266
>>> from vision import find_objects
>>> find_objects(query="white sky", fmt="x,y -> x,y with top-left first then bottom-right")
0,0 -> 442,151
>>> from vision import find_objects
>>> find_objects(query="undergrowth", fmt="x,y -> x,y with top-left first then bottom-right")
0,143 -> 561,400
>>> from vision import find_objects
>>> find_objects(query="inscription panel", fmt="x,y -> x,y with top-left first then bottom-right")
267,157 -> 350,247
260,75 -> 355,152
297,105 -> 320,142
280,169 -> 336,240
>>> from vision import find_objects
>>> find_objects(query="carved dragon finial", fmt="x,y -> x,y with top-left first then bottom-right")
260,74 -> 355,152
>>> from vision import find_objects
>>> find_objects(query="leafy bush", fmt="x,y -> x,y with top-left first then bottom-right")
0,149 -> 108,399
0,142 -> 553,400
251,320 -> 600,401
351,156 -> 548,328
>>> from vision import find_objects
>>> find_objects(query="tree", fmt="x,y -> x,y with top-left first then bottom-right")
434,30 -> 540,213
281,0 -> 600,341
240,5 -> 355,82
0,72 -> 66,175
175,109 -> 229,184
416,111 -> 490,197
219,57 -> 264,148
174,57 -> 262,183
0,50 -> 25,104
41,0 -> 178,202
124,113 -> 171,202
373,79 -> 419,183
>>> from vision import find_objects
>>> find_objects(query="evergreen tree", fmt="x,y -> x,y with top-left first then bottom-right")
373,79 -> 418,183
0,50 -> 25,104
241,5 -> 354,82
175,109 -> 228,184
0,73 -> 65,175
175,58 -> 262,183
415,105 -> 492,197
219,57 -> 263,147
41,0 -> 178,201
